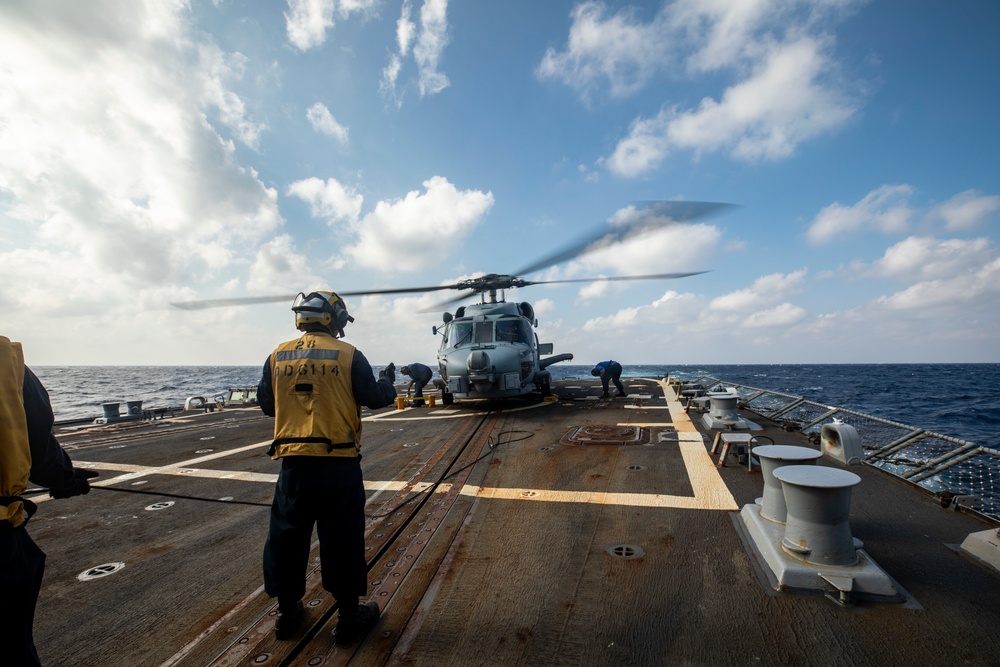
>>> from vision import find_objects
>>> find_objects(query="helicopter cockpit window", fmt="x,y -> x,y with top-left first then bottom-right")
444,321 -> 474,349
495,317 -> 525,343
474,321 -> 493,344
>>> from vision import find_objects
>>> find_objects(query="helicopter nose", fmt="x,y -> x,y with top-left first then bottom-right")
468,350 -> 490,373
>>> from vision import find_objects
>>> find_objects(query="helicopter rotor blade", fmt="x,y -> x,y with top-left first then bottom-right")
521,271 -> 710,287
511,201 -> 734,278
419,290 -> 481,313
169,284 -> 460,310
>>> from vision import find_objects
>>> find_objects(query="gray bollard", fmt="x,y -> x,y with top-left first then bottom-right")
774,465 -> 862,567
708,394 -> 739,422
102,402 -> 120,420
126,400 -> 143,417
753,445 -> 822,523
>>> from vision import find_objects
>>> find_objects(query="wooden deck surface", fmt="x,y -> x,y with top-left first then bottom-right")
29,378 -> 1000,666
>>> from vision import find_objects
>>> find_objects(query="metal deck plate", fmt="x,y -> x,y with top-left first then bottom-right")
560,424 -> 647,445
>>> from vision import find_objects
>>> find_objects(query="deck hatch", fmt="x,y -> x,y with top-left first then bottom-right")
561,425 -> 647,445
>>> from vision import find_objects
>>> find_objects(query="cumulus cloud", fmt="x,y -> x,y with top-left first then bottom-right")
710,270 -> 808,312
540,1 -> 862,176
605,36 -> 857,175
287,177 -> 364,224
743,303 -> 808,328
345,176 -> 492,270
928,190 -> 1000,231
806,185 -> 915,245
246,234 -> 327,293
877,257 -> 1000,311
872,236 -> 995,281
306,102 -> 349,144
287,176 -> 492,272
381,0 -> 451,103
0,1 -> 282,299
285,0 -> 379,51
536,1 -> 674,102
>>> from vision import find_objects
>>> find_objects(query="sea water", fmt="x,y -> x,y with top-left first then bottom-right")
32,363 -> 1000,449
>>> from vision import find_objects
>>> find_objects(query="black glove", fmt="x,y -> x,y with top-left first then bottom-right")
379,362 -> 396,384
49,468 -> 99,499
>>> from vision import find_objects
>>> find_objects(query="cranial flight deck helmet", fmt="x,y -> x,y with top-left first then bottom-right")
292,291 -> 354,338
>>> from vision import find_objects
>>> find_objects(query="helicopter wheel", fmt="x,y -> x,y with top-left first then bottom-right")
539,381 -> 551,398
442,391 -> 454,406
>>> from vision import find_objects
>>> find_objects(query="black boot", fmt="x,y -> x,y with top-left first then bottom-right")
335,600 -> 380,647
274,599 -> 304,640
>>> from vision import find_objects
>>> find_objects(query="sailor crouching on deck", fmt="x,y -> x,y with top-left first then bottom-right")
1,337 -> 98,667
256,292 -> 397,646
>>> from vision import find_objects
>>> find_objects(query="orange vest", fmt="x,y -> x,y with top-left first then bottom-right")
0,337 -> 31,527
269,332 -> 361,459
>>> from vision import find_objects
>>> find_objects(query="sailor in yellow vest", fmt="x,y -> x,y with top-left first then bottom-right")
257,292 -> 397,645
1,337 -> 98,667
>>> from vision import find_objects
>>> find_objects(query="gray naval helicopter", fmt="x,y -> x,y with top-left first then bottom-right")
172,201 -> 733,404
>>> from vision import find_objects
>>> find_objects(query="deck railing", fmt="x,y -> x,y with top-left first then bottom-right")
687,375 -> 1000,524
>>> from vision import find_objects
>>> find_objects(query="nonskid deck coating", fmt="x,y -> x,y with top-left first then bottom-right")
27,377 -> 1000,666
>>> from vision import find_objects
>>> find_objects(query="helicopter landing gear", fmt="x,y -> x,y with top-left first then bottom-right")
442,390 -> 454,406
538,380 -> 551,398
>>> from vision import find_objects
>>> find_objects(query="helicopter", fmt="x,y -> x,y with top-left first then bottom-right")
171,201 -> 733,403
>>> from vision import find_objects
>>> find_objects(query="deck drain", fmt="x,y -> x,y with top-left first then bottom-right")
625,465 -> 646,471
402,442 -> 420,448
606,544 -> 644,559
145,501 -> 175,511
78,562 -> 125,581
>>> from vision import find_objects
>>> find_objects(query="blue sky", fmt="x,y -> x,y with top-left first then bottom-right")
1,0 -> 998,366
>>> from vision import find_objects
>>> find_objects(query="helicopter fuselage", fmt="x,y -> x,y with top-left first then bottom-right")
434,300 -> 570,401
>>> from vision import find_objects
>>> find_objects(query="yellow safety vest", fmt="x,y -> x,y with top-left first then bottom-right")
0,337 -> 31,528
269,332 -> 361,459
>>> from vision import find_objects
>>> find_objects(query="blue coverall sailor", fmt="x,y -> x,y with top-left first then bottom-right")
591,360 -> 627,398
401,362 -> 433,398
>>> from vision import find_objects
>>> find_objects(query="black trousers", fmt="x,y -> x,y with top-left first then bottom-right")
601,363 -> 626,395
263,456 -> 368,603
0,525 -> 46,667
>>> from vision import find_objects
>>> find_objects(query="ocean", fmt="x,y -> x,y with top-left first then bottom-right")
32,363 -> 1000,449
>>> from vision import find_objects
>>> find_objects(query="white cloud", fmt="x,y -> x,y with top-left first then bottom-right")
285,0 -> 335,51
344,176 -> 493,270
605,36 -> 857,175
806,185 -> 915,245
872,236 -> 995,281
561,222 -> 722,278
743,303 -> 808,328
710,270 -> 807,313
877,257 -> 1000,311
246,234 -> 327,293
306,102 -> 349,144
284,0 -> 380,51
536,1 -> 673,102
381,0 -> 451,103
287,177 -> 363,223
540,1 -> 861,175
929,190 -> 1000,231
0,1 -> 282,293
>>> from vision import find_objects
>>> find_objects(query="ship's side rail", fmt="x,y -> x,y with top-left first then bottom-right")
689,375 -> 1000,524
